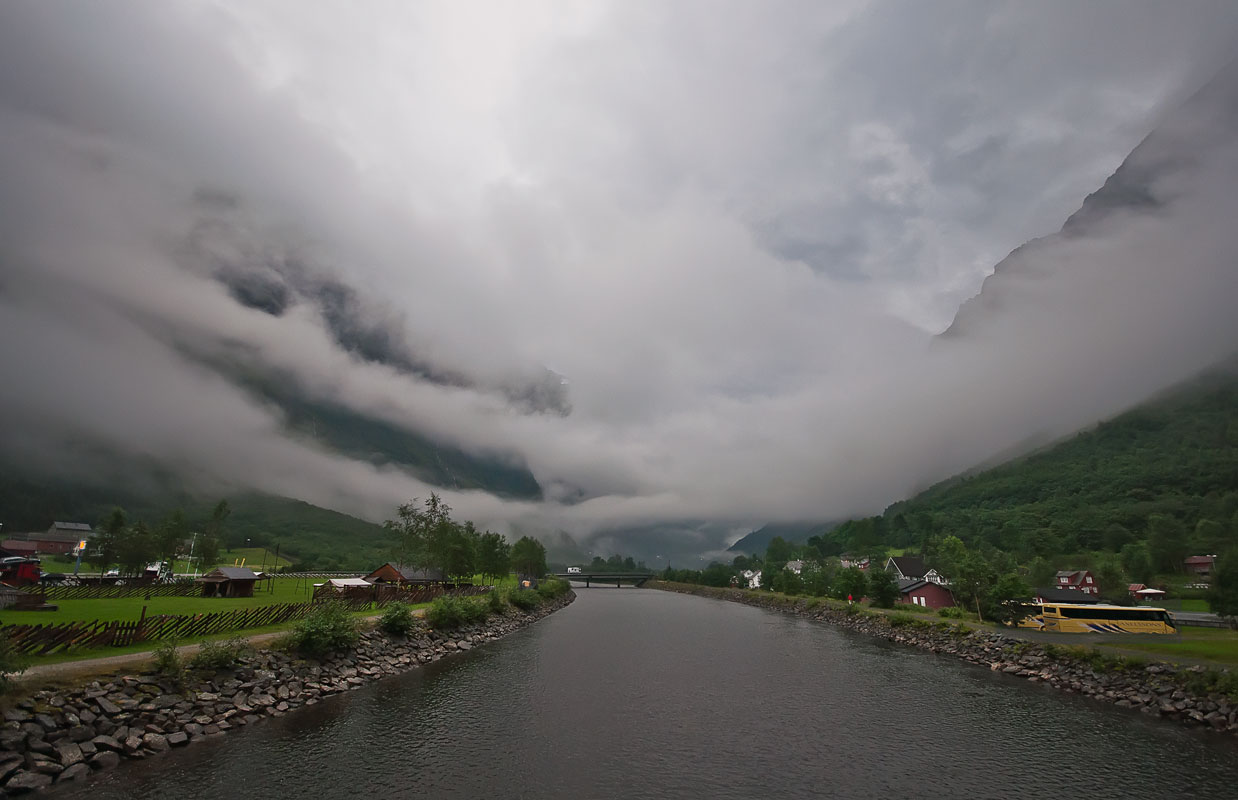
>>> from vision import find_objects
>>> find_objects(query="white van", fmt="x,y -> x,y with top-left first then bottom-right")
566,566 -> 582,574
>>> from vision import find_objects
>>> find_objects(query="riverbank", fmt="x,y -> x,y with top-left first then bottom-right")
648,581 -> 1238,736
0,592 -> 574,794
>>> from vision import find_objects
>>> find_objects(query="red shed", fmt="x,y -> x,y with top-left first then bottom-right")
898,578 -> 955,609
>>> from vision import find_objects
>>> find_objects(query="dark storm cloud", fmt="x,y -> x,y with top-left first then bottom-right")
1,1 -> 1237,557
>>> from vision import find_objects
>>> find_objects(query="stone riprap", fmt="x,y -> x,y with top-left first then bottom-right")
650,581 -> 1238,736
0,592 -> 574,795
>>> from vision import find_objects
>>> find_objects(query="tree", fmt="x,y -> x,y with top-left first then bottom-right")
154,510 -> 187,572
1026,556 -> 1055,588
866,569 -> 898,608
1207,551 -> 1238,620
385,497 -> 433,568
198,499 -> 230,572
952,552 -> 997,620
802,562 -> 831,597
1120,542 -> 1155,584
935,535 -> 968,579
833,567 -> 867,602
984,573 -> 1031,624
89,507 -> 126,574
476,531 -> 511,585
511,536 -> 548,578
437,521 -> 477,581
116,522 -> 155,577
764,536 -> 794,568
1092,554 -> 1127,599
1147,514 -> 1188,573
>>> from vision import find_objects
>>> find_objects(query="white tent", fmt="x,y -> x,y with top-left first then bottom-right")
1134,587 -> 1166,598
325,577 -> 373,588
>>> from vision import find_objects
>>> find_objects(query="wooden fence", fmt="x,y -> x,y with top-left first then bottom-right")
0,586 -> 489,657
2,596 -> 373,657
42,583 -> 201,601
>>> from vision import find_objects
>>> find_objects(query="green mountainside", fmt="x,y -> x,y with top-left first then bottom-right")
818,369 -> 1238,572
0,471 -> 391,571
727,521 -> 839,557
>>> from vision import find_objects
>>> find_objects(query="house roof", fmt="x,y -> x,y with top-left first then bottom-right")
888,556 -> 927,578
368,563 -> 445,582
325,578 -> 373,588
1055,570 -> 1086,578
1128,583 -> 1147,592
206,566 -> 259,580
1035,586 -> 1102,604
51,522 -> 93,532
898,578 -> 951,594
1184,555 -> 1216,565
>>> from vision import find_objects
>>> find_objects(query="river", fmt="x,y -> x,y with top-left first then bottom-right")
56,588 -> 1238,798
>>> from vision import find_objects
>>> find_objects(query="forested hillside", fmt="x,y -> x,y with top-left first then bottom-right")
817,369 -> 1238,575
0,472 -> 392,570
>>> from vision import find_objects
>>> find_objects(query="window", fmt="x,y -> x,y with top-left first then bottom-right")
1060,577 -> 1068,583
1085,576 -> 1093,584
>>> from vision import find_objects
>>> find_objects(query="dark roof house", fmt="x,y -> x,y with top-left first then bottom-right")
1035,586 -> 1102,604
886,556 -> 927,580
364,563 -> 446,585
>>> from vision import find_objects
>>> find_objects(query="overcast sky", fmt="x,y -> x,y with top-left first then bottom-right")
2,1 -> 1238,554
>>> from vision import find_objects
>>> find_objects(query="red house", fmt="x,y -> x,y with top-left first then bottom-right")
898,579 -> 955,609
1183,555 -> 1216,577
1055,570 -> 1098,596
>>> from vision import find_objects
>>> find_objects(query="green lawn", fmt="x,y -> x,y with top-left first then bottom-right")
0,578 -> 319,625
1094,627 -> 1238,667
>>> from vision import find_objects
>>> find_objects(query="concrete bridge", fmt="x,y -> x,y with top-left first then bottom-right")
554,572 -> 653,588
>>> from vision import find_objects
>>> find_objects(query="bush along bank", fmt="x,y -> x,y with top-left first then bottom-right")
649,581 -> 1238,736
0,590 -> 574,794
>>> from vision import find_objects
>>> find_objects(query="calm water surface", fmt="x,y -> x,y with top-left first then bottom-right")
57,589 -> 1238,799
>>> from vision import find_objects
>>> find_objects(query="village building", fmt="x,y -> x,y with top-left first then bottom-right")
885,556 -> 949,585
364,563 -> 446,586
197,566 -> 259,598
1054,569 -> 1098,595
1127,583 -> 1167,602
785,560 -> 804,575
2,522 -> 94,555
1034,586 -> 1102,605
839,555 -> 870,571
897,578 -> 955,609
1183,555 -> 1216,577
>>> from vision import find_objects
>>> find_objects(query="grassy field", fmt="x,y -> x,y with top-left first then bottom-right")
39,547 -> 296,576
1093,626 -> 1238,667
0,578 -> 320,625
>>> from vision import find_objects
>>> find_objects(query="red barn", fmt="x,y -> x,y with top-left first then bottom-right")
898,579 -> 955,609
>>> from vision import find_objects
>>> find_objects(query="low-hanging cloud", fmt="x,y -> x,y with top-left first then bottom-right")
2,1 -> 1237,558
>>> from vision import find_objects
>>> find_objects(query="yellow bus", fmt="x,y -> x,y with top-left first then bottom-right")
1016,603 -> 1177,634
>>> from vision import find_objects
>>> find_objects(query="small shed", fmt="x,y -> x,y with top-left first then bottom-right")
197,566 -> 259,598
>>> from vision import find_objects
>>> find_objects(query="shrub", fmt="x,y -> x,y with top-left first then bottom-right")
487,589 -> 506,613
152,640 -> 185,685
190,637 -> 250,671
536,578 -> 570,600
426,595 -> 490,629
0,631 -> 27,691
937,606 -> 967,619
378,603 -> 417,637
508,588 -> 542,611
289,602 -> 360,657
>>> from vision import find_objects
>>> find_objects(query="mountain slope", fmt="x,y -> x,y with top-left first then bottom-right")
727,521 -> 840,556
873,369 -> 1238,554
0,470 -> 392,570
945,58 -> 1238,337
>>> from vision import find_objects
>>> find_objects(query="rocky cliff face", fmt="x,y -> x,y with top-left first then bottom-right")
943,59 -> 1238,339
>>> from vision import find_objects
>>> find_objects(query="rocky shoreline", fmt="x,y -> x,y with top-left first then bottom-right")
650,581 -> 1238,737
0,592 -> 575,795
